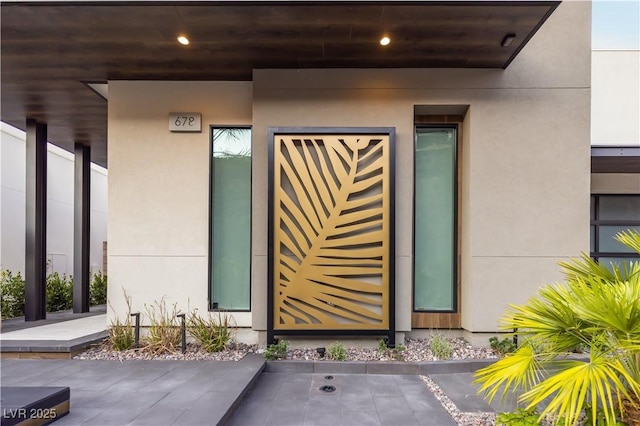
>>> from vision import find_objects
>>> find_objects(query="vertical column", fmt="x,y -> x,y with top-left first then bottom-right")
73,143 -> 91,313
25,119 -> 47,321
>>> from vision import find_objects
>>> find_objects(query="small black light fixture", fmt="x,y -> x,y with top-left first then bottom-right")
501,33 -> 516,48
317,347 -> 326,358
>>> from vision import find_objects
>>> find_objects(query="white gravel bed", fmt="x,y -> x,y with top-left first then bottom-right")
74,336 -> 499,362
285,337 -> 500,361
420,374 -> 496,426
73,342 -> 258,361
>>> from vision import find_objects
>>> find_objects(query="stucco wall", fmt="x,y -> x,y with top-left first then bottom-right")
107,81 -> 253,325
0,123 -> 108,277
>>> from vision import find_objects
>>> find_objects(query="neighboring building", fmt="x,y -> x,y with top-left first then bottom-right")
590,49 -> 640,267
0,123 -> 108,276
1,1 -> 596,345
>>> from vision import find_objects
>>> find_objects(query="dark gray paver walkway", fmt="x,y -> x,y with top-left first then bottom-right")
226,372 -> 457,426
0,355 -> 265,426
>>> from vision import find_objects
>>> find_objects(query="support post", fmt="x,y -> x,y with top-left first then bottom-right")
73,143 -> 91,313
25,119 -> 47,321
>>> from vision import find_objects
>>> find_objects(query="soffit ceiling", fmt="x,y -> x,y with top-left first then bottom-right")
1,1 -> 559,168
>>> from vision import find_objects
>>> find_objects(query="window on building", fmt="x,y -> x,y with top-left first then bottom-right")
209,127 -> 251,310
591,195 -> 640,269
414,127 -> 457,312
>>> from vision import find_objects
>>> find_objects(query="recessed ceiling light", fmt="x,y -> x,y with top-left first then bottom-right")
380,36 -> 391,46
501,34 -> 516,48
177,35 -> 190,46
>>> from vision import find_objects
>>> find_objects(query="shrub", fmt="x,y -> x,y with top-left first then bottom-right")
496,409 -> 543,426
90,271 -> 107,305
187,310 -> 232,352
377,339 -> 406,361
46,272 -> 72,312
1,270 -> 25,318
474,229 -> 640,426
143,298 -> 182,354
327,342 -> 347,361
264,340 -> 289,360
108,289 -> 134,351
489,336 -> 517,356
430,334 -> 453,360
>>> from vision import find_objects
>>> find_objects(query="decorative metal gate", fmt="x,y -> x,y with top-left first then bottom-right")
268,128 -> 395,344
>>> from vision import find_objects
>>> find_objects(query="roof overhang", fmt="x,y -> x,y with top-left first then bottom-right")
592,146 -> 640,174
1,1 -> 560,168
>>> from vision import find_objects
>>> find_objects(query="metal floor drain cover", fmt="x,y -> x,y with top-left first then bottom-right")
319,385 -> 336,393
324,375 -> 334,380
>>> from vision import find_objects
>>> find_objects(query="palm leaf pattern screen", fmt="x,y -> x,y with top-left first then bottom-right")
272,133 -> 391,330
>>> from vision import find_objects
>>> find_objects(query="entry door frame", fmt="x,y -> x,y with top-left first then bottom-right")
267,127 -> 396,345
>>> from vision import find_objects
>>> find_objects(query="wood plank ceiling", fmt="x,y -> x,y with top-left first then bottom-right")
1,1 -> 559,167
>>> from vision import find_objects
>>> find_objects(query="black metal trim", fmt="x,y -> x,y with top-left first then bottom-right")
412,125 -> 459,314
267,127 -> 396,345
73,143 -> 91,313
24,119 -> 47,321
208,125 -> 252,313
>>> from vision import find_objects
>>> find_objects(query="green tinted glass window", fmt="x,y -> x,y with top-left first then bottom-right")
414,128 -> 456,311
210,128 -> 251,310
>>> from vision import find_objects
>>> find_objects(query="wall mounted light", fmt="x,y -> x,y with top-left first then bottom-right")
501,33 -> 516,47
380,36 -> 391,46
177,35 -> 190,46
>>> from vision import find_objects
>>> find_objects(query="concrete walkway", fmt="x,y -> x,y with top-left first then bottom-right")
1,308 -> 108,357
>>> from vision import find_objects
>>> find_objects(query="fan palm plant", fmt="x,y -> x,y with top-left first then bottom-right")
474,229 -> 640,425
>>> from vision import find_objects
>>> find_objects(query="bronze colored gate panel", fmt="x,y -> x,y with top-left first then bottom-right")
268,128 -> 395,339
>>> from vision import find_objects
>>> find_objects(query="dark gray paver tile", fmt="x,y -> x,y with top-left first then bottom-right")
314,362 -> 367,375
340,392 -> 376,410
429,373 -> 494,413
152,389 -> 208,411
373,395 -> 419,425
49,408 -> 102,425
83,407 -> 148,425
303,400 -> 343,425
420,361 -> 472,375
128,406 -> 187,425
264,405 -> 306,426
414,411 -> 458,425
341,409 -> 381,426
173,390 -> 237,425
367,362 -> 419,375
226,398 -> 274,426
404,392 -> 448,413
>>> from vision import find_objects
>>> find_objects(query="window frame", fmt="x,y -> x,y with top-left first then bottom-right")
412,122 -> 460,319
590,194 -> 640,261
208,125 -> 252,312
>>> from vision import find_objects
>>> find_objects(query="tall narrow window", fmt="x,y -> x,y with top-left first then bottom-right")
414,127 -> 457,312
209,127 -> 251,310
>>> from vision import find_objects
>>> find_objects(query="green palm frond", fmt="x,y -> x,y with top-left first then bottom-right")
559,253 -> 618,282
522,352 -> 640,426
616,229 -> 640,254
474,344 -> 542,403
